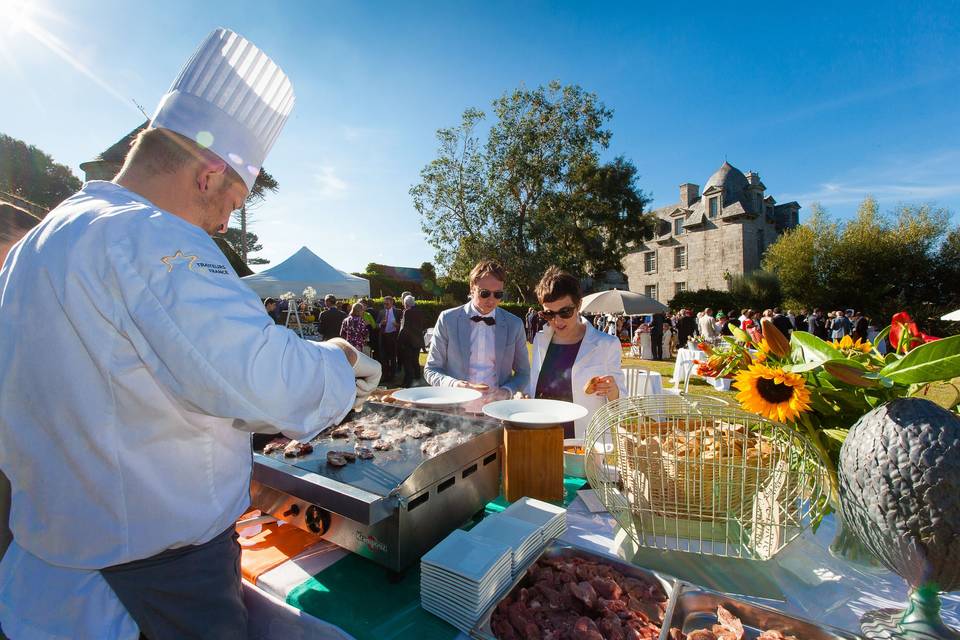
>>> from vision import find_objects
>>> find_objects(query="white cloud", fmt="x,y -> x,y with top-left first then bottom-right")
779,150 -> 960,209
312,166 -> 348,199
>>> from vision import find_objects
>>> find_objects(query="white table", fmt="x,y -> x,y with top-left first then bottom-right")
622,368 -> 664,397
673,347 -> 705,383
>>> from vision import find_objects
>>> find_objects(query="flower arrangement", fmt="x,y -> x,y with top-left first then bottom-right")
707,313 -> 960,505
302,286 -> 317,304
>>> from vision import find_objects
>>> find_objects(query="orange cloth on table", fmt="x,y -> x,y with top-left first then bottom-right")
238,515 -> 325,583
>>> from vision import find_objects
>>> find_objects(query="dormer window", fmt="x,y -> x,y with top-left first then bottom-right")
708,197 -> 719,218
755,193 -> 763,212
673,218 -> 683,235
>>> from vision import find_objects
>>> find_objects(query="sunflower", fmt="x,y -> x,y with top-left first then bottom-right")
831,334 -> 872,354
734,363 -> 812,423
752,339 -> 770,363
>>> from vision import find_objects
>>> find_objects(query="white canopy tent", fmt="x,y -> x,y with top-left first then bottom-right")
241,246 -> 370,299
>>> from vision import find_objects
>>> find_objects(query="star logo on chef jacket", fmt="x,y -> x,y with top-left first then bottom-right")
160,250 -> 198,273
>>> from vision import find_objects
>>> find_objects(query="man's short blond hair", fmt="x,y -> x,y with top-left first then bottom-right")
469,260 -> 507,286
122,128 -> 244,189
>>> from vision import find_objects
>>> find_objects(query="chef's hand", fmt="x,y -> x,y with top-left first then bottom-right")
590,375 -> 620,400
351,349 -> 382,411
327,338 -> 358,366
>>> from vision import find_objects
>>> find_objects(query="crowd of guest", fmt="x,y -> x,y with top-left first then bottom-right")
262,292 -> 429,388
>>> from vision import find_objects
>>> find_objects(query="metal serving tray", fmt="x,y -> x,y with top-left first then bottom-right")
667,584 -> 862,640
470,540 -> 681,639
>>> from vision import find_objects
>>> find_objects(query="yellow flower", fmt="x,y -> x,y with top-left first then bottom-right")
831,335 -> 872,354
734,363 -> 812,423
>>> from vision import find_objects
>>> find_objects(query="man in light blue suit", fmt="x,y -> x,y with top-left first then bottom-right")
424,260 -> 530,400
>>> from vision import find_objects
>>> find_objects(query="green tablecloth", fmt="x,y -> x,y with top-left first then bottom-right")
286,477 -> 588,640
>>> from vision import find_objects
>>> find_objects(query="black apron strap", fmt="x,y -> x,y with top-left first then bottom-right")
100,526 -> 247,640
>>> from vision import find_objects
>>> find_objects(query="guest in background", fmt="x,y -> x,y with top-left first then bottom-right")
378,296 -> 401,382
319,294 -> 347,341
424,260 -> 529,400
697,308 -> 718,341
361,300 -> 378,358
677,309 -> 696,347
650,312 -> 665,360
398,295 -> 427,387
529,267 -> 625,438
340,303 -> 369,351
772,307 -> 793,339
853,311 -> 869,342
716,311 -> 731,336
263,297 -> 281,324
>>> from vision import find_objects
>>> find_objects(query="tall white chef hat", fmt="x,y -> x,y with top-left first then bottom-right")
150,28 -> 295,191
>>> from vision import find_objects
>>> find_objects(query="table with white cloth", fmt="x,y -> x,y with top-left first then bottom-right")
240,480 -> 958,640
673,347 -> 705,383
623,369 -> 664,397
638,333 -> 653,359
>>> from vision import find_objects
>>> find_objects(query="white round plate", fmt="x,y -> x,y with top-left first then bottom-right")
482,399 -> 588,426
390,386 -> 482,406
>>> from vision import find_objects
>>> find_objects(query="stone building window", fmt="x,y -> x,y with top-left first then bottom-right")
757,230 -> 764,258
644,251 -> 657,273
675,282 -> 687,295
674,246 -> 687,269
673,218 -> 684,235
708,197 -> 719,218
645,284 -> 658,300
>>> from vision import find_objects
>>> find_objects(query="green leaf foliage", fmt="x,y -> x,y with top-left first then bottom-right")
879,335 -> 960,384
789,331 -> 843,363
410,82 -> 654,299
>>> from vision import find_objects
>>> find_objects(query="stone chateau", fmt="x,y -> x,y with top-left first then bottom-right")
622,161 -> 800,304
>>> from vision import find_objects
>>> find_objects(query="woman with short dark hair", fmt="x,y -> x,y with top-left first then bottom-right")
528,267 -> 626,438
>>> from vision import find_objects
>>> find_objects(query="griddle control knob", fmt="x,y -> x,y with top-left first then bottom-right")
283,504 -> 300,518
305,505 -> 330,535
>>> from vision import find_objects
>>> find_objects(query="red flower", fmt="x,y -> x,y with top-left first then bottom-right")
890,311 -> 939,354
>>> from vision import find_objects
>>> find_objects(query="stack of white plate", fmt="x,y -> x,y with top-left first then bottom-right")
469,513 -> 543,577
502,497 -> 567,543
420,529 -> 513,633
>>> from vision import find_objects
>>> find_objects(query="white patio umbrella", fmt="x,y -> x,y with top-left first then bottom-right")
579,289 -> 669,315
941,309 -> 960,321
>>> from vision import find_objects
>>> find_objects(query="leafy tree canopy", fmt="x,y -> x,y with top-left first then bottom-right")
763,197 -> 958,331
0,132 -> 81,211
410,81 -> 653,300
223,228 -> 269,265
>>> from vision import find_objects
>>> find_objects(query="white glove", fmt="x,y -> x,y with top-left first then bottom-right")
351,348 -> 382,411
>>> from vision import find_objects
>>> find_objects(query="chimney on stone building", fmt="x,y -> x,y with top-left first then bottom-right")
746,171 -> 761,186
679,183 -> 699,207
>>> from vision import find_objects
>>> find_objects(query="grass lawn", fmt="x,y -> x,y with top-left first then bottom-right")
417,345 -> 735,402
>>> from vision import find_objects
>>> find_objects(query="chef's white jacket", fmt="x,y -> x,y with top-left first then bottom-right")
0,181 -> 356,638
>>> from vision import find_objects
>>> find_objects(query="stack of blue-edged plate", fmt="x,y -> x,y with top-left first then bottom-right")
470,513 -> 543,577
420,529 -> 513,633
502,497 -> 567,543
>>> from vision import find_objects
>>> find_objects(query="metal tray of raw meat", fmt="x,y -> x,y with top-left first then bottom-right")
471,540 -> 681,639
666,584 -> 862,640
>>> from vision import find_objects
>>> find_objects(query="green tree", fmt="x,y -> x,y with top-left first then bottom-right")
230,168 -> 278,263
411,82 -> 653,299
222,228 -> 269,265
725,270 -> 782,310
763,197 -> 954,325
0,133 -> 81,211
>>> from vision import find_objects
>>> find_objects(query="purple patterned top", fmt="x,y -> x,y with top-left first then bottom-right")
340,315 -> 369,351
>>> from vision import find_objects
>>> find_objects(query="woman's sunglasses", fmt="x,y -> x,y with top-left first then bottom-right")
477,289 -> 504,299
539,306 -> 577,321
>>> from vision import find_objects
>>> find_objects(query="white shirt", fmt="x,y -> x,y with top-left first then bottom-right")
466,303 -> 497,389
383,307 -> 398,333
0,182 -> 356,638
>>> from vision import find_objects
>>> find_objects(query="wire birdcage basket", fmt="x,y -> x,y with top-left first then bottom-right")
585,394 -> 829,561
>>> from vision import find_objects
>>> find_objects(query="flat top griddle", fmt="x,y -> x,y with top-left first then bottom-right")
253,403 -> 501,499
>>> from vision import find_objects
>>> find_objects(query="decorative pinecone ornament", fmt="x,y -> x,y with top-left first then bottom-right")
839,397 -> 960,640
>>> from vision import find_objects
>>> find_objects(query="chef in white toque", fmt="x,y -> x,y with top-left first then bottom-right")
0,27 -> 380,639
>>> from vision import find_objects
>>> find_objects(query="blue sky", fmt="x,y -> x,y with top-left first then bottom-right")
2,0 -> 958,274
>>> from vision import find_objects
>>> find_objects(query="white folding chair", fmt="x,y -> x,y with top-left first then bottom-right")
621,367 -> 651,398
664,358 -> 694,395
